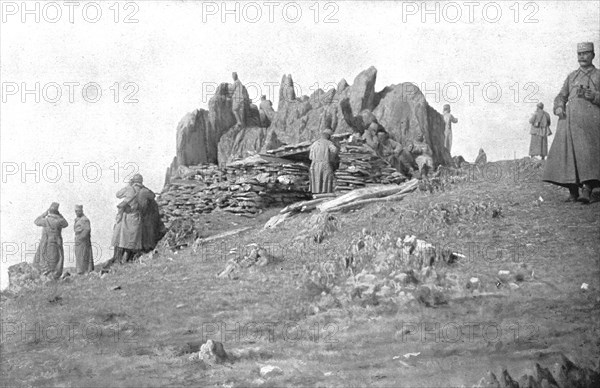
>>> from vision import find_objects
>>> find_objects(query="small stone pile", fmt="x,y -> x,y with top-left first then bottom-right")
335,142 -> 407,192
158,155 -> 312,226
217,243 -> 278,279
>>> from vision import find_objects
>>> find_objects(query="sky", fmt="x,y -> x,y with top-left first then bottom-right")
1,0 -> 599,289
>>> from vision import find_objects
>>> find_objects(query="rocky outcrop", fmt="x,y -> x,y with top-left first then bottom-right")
171,67 -> 452,181
176,109 -> 213,167
174,82 -> 255,169
217,126 -> 282,166
372,83 -> 451,166
265,66 -> 450,166
333,66 -> 378,133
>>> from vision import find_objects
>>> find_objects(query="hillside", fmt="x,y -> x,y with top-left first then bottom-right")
1,159 -> 599,387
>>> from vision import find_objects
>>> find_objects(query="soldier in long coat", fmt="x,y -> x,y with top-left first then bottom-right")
443,104 -> 458,154
33,202 -> 68,279
230,72 -> 246,128
258,95 -> 275,127
543,42 -> 600,203
137,182 -> 167,252
528,102 -> 552,159
74,204 -> 94,274
111,174 -> 143,263
309,129 -> 338,194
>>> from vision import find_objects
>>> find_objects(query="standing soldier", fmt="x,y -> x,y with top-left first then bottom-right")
528,102 -> 552,160
309,128 -> 339,195
412,133 -> 435,178
33,202 -> 68,279
443,104 -> 458,154
74,205 -> 94,274
137,179 -> 167,253
230,72 -> 246,128
543,42 -> 600,203
258,95 -> 275,127
111,174 -> 143,264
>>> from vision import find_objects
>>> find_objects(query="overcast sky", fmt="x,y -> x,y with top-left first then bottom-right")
1,0 -> 599,288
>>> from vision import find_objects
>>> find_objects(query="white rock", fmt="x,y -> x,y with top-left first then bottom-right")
581,283 -> 589,291
260,365 -> 283,379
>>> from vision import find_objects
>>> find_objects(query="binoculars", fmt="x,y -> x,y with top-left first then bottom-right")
576,84 -> 590,98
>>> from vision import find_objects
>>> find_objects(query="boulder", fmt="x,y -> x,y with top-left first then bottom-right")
348,66 -> 377,113
176,109 -> 214,166
175,82 -> 256,168
208,83 -> 238,140
372,83 -> 451,166
260,365 -> 283,379
333,67 -> 377,133
8,262 -> 42,293
278,74 -> 296,110
199,339 -> 228,364
217,126 -> 283,166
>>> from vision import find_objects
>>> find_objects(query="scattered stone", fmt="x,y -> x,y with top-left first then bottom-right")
501,368 -> 519,388
518,374 -> 539,388
7,262 -> 42,294
476,371 -> 500,388
581,283 -> 589,291
218,243 -> 278,278
467,277 -> 480,290
199,339 -> 228,364
508,282 -> 520,290
111,285 -> 122,291
259,365 -> 283,379
176,303 -> 187,309
534,363 -> 559,387
480,355 -> 600,388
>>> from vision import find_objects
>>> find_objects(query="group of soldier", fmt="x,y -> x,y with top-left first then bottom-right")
32,41 -> 599,277
33,173 -> 166,279
308,103 -> 458,195
526,42 -> 599,203
310,41 -> 599,204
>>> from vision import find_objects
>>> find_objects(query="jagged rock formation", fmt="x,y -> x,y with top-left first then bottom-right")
176,109 -> 215,166
372,83 -> 452,166
169,67 -> 451,184
217,126 -> 282,166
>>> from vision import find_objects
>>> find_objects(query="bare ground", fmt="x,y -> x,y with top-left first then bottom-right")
1,159 -> 599,387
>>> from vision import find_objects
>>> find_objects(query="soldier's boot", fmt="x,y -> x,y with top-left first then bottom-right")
579,184 -> 592,204
565,185 -> 579,202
